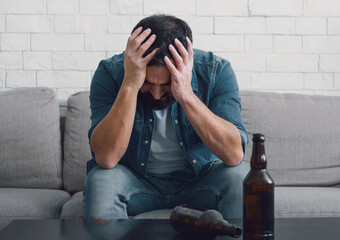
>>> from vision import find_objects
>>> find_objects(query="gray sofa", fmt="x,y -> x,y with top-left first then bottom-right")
1,87 -> 340,231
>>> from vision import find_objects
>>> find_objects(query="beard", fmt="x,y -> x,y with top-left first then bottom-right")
140,91 -> 175,110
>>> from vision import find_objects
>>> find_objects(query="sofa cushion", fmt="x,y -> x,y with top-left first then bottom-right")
60,191 -> 84,219
0,188 -> 70,219
240,91 -> 340,186
0,87 -> 62,189
275,187 -> 340,218
63,91 -> 92,193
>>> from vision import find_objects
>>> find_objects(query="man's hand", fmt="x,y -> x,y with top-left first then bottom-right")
164,37 -> 194,104
123,26 -> 158,90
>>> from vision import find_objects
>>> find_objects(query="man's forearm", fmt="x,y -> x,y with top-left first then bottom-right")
178,93 -> 244,166
90,82 -> 139,169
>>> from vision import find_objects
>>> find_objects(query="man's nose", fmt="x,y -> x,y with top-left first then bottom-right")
151,86 -> 164,100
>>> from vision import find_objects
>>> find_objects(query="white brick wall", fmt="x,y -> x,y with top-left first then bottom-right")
245,35 -> 273,53
1,0 -> 340,107
0,16 -> 5,33
0,70 -> 5,88
47,0 -> 79,15
31,34 -> 84,51
249,0 -> 301,16
303,0 -> 340,17
215,17 -> 265,34
6,15 -> 53,33
196,0 -> 247,16
335,74 -> 340,89
52,52 -> 105,70
266,17 -> 295,34
274,36 -> 302,53
23,52 -> 52,70
6,70 -> 36,87
328,18 -> 340,34
0,0 -> 46,14
55,16 -> 107,33
144,0 -> 196,16
1,34 -> 30,51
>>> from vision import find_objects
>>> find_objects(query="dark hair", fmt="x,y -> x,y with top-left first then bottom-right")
132,14 -> 193,66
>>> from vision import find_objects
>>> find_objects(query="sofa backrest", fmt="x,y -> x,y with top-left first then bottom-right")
240,91 -> 340,186
63,91 -> 92,193
0,87 -> 62,189
63,90 -> 340,192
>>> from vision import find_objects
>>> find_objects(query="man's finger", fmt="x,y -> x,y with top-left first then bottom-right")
169,44 -> 184,69
164,56 -> 177,75
126,26 -> 143,48
132,28 -> 152,51
137,34 -> 156,57
144,48 -> 158,63
186,36 -> 194,58
174,38 -> 189,64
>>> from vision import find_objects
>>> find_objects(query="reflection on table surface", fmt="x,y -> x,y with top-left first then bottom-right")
82,218 -> 238,240
1,218 -> 340,240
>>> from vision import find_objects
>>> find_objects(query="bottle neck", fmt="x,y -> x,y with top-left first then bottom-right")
251,141 -> 267,169
214,220 -> 242,237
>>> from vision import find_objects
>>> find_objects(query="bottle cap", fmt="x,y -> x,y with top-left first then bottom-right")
253,133 -> 265,142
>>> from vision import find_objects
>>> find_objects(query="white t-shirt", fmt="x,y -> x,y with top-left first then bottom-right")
146,105 -> 191,175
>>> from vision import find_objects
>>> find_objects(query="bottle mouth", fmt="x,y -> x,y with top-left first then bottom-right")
232,226 -> 242,238
253,133 -> 265,142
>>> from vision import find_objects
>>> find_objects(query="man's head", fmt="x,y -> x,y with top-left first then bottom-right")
131,14 -> 193,110
132,14 -> 193,67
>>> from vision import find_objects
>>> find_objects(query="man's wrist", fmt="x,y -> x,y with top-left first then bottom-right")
121,80 -> 141,95
177,91 -> 197,110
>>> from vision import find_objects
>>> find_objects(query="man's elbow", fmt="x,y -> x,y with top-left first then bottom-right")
222,147 -> 244,167
90,139 -> 125,169
92,145 -> 124,169
95,154 -> 120,169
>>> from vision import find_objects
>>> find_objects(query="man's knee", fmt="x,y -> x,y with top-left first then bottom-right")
83,164 -> 132,219
226,161 -> 250,185
84,164 -> 131,191
211,160 -> 250,186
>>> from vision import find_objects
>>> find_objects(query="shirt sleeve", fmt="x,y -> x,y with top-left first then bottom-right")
208,60 -> 249,154
88,60 -> 120,157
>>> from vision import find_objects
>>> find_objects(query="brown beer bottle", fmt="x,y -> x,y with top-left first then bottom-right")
243,133 -> 274,240
170,205 -> 242,239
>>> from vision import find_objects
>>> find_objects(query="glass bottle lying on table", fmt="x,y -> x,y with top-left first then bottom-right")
170,205 -> 242,239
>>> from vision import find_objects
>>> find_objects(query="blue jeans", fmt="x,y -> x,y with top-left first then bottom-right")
83,160 -> 249,219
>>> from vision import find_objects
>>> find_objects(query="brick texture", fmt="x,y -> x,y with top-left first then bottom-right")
249,0 -> 301,16
6,15 -> 53,33
196,0 -> 247,16
0,0 -> 46,14
0,0 -> 339,101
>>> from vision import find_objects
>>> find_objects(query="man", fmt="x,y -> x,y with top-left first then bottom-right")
83,14 -> 249,220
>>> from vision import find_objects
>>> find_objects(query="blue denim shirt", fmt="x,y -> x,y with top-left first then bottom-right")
87,49 -> 248,180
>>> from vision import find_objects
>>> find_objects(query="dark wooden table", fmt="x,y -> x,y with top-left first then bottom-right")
0,218 -> 339,240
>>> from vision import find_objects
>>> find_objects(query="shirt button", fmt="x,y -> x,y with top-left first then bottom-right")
149,119 -> 153,122
144,140 -> 149,144
192,159 -> 197,164
175,119 -> 179,124
179,142 -> 183,146
141,163 -> 145,166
